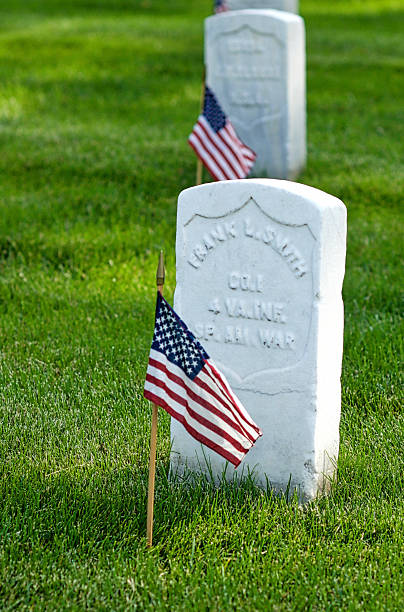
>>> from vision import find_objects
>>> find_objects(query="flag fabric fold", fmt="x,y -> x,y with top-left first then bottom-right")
188,85 -> 256,181
144,293 -> 262,467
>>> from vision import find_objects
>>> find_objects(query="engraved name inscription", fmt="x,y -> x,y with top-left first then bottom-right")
212,29 -> 282,112
227,32 -> 266,54
187,218 -> 308,278
213,66 -> 281,80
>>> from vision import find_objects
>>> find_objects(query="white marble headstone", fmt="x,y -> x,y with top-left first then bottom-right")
205,10 -> 306,179
172,180 -> 347,501
225,1 -> 299,13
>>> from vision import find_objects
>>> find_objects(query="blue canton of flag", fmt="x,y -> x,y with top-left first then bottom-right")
188,85 -> 256,181
214,0 -> 229,13
151,294 -> 208,380
144,293 -> 262,467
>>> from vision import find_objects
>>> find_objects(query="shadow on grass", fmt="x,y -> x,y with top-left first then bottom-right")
2,462 -> 302,554
4,1 -> 404,19
2,0 -> 210,19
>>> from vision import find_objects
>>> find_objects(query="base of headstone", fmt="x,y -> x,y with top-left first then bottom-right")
171,179 -> 346,502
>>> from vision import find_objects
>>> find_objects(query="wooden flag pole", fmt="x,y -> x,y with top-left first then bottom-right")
146,250 -> 165,548
195,69 -> 206,186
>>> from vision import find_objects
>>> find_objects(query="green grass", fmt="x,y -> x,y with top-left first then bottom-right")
0,0 -> 403,609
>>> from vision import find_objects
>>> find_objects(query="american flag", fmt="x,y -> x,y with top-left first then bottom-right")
214,0 -> 229,12
144,293 -> 262,467
188,85 -> 256,181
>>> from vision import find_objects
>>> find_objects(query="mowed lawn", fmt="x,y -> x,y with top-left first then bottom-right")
0,0 -> 403,609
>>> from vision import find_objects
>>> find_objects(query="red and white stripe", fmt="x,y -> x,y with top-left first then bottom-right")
144,348 -> 262,467
188,115 -> 256,181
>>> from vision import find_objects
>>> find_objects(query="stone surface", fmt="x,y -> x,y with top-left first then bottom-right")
172,179 -> 347,501
205,10 -> 306,179
225,1 -> 299,13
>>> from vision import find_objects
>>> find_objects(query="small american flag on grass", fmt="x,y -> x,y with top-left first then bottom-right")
214,0 -> 229,12
144,293 -> 262,467
188,85 -> 256,181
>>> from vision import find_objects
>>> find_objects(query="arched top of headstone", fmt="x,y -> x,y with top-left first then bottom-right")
223,1 -> 299,14
208,8 -> 302,28
179,180 -> 345,224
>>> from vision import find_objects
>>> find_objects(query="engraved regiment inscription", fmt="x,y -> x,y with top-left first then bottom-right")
181,197 -> 315,379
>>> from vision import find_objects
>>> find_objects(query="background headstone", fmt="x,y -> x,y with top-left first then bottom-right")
205,10 -> 306,179
172,179 -> 347,501
225,1 -> 299,13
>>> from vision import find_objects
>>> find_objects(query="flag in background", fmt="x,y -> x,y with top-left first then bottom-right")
188,85 -> 256,181
214,0 -> 229,13
144,293 -> 262,467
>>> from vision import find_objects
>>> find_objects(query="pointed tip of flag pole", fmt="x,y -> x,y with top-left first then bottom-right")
156,250 -> 165,292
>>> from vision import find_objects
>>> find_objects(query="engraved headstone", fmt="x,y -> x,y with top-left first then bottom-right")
225,0 -> 299,13
205,10 -> 306,179
172,179 -> 347,501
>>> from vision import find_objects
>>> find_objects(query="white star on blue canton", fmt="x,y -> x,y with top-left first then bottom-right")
151,294 -> 209,379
